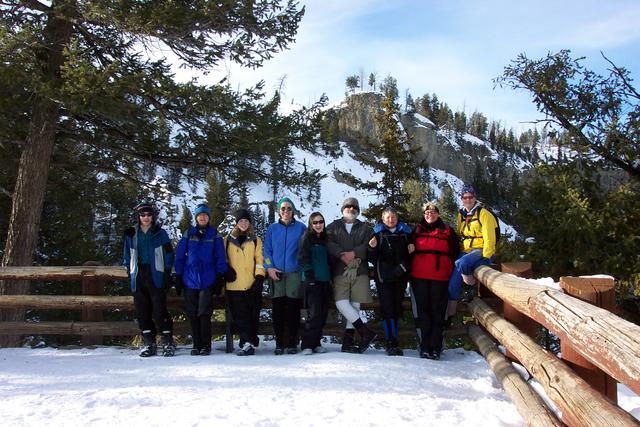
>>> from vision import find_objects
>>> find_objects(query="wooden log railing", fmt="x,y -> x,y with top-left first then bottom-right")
472,264 -> 640,427
0,266 -> 469,341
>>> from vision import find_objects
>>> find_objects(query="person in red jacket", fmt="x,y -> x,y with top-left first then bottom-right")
408,202 -> 459,360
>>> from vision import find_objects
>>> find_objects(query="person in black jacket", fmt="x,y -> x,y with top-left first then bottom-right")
368,207 -> 412,356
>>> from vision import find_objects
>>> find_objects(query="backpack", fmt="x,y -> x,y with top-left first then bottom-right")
477,206 -> 501,243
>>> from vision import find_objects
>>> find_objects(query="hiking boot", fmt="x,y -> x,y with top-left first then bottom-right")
139,331 -> 157,358
199,347 -> 211,356
274,347 -> 284,355
428,351 -> 441,360
341,329 -> 358,353
161,333 -> 176,357
420,350 -> 429,359
386,345 -> 404,356
301,348 -> 313,355
313,346 -> 327,354
353,319 -> 377,354
237,343 -> 255,356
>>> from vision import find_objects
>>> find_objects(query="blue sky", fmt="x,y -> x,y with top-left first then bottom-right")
179,0 -> 640,134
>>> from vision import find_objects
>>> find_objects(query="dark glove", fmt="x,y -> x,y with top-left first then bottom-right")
393,262 -> 409,279
163,271 -> 173,289
213,273 -> 225,296
174,275 -> 184,296
224,267 -> 237,283
251,275 -> 265,292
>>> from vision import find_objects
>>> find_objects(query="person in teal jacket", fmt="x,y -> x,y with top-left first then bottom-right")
123,202 -> 175,357
174,204 -> 228,356
298,212 -> 332,355
263,197 -> 306,354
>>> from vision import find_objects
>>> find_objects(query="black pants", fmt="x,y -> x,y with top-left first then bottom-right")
133,265 -> 172,336
272,296 -> 302,348
184,287 -> 214,351
410,279 -> 448,353
228,286 -> 262,347
375,279 -> 407,320
301,281 -> 331,350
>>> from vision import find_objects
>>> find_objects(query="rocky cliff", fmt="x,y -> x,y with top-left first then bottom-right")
332,92 -> 531,191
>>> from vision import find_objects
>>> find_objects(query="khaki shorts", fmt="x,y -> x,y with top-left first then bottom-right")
270,272 -> 303,299
333,274 -> 373,303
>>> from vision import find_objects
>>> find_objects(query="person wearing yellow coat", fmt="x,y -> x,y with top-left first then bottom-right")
224,209 -> 266,356
447,184 -> 498,313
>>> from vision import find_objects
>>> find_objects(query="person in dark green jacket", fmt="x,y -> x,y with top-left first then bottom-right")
298,212 -> 332,355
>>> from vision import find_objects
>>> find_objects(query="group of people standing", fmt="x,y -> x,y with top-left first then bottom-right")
123,184 -> 498,361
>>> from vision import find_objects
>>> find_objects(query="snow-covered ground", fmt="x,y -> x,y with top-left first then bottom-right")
1,342 -> 638,426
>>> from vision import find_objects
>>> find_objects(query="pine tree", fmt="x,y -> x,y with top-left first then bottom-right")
178,202 -> 193,236
345,75 -> 359,94
437,184 -> 459,227
368,73 -> 377,91
346,81 -> 420,220
0,1 -> 307,344
205,170 -> 232,230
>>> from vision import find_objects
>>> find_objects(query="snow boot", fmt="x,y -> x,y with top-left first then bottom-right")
237,342 -> 255,356
353,319 -> 377,353
199,347 -> 211,356
139,331 -> 157,358
161,332 -> 176,357
341,329 -> 358,353
385,339 -> 404,356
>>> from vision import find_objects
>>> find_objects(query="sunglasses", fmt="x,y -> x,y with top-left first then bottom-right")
312,220 -> 325,225
139,213 -> 153,217
280,207 -> 292,212
343,205 -> 358,210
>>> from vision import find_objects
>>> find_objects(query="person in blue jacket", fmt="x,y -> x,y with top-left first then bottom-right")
174,204 -> 228,356
123,202 -> 176,357
263,197 -> 306,354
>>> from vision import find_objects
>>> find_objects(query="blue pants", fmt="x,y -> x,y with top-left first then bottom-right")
448,249 -> 491,300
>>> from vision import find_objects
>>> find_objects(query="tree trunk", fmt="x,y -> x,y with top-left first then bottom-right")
0,0 -> 74,347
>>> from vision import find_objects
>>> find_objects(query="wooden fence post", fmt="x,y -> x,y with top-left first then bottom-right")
500,262 -> 538,361
81,262 -> 104,346
559,276 -> 618,403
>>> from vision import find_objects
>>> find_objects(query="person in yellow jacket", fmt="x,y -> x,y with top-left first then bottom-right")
447,184 -> 498,315
224,209 -> 266,356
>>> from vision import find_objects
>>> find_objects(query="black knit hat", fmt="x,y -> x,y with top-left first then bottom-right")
235,208 -> 252,223
135,202 -> 155,215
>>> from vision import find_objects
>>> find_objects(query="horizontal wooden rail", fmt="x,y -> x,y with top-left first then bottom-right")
0,295 -> 421,311
468,298 -> 638,427
0,266 -> 127,280
0,321 -> 468,340
475,265 -> 640,396
468,324 -> 561,427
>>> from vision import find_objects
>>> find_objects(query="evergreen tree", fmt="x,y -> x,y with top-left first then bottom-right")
496,50 -> 640,179
0,0 -> 307,344
437,184 -> 459,227
205,170 -> 232,230
345,75 -> 359,94
368,72 -> 377,91
345,85 -> 420,219
178,202 -> 193,236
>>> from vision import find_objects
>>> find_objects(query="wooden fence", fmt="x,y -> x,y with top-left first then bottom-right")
469,262 -> 640,427
2,263 -> 638,425
0,265 -> 467,345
